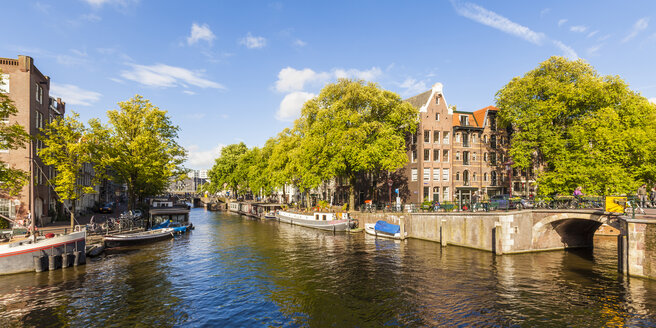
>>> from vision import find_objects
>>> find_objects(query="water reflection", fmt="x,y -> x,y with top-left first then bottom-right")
0,209 -> 655,327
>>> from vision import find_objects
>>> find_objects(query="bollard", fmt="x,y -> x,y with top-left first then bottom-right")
440,219 -> 448,247
62,253 -> 72,268
34,256 -> 46,272
494,222 -> 504,255
74,251 -> 85,266
49,254 -> 61,271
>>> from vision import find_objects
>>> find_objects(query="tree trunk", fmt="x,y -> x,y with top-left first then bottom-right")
349,175 -> 356,212
282,184 -> 287,204
70,202 -> 75,231
306,191 -> 312,210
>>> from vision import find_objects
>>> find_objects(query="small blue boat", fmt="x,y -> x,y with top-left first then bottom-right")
364,220 -> 407,240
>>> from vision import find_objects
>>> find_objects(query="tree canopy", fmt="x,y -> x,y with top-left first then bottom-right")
38,112 -> 95,229
90,95 -> 186,209
496,56 -> 656,195
207,79 -> 419,210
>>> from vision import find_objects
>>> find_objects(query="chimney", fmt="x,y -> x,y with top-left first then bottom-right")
18,55 -> 33,72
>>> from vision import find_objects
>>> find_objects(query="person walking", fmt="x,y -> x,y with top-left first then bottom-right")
637,184 -> 648,208
651,185 -> 656,208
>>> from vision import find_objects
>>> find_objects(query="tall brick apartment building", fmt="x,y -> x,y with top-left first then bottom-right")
0,55 -> 65,223
403,83 -> 535,204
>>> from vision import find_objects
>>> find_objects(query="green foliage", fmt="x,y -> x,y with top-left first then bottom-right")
89,95 -> 186,209
0,71 -> 30,196
38,112 -> 95,201
0,217 -> 9,229
208,142 -> 248,195
496,56 -> 656,195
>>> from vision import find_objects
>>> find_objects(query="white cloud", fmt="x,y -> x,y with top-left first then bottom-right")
587,30 -> 598,38
587,44 -> 603,56
186,144 -> 225,169
239,33 -> 267,49
451,1 -> 546,45
82,0 -> 138,7
50,83 -> 101,106
552,40 -> 578,59
622,17 -> 649,43
570,25 -> 587,33
540,8 -> 550,17
334,67 -> 382,81
277,91 -> 315,121
274,67 -> 330,92
187,23 -> 215,45
183,90 -> 196,95
399,78 -> 427,96
81,13 -> 101,22
120,63 -> 225,89
649,97 -> 656,104
558,19 -> 568,27
293,39 -> 307,47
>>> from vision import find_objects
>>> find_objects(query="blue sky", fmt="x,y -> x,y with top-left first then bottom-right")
2,0 -> 655,169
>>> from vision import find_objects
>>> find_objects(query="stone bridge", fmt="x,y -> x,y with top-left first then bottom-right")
352,209 -> 656,279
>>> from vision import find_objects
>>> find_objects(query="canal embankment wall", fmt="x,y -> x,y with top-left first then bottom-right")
621,219 -> 656,280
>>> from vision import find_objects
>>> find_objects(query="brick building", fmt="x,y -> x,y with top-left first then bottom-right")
0,55 -> 66,224
403,83 -> 527,204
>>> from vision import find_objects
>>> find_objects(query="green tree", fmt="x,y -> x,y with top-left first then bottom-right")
297,79 -> 419,210
208,142 -> 248,197
496,56 -> 656,195
90,95 -> 186,210
0,71 -> 30,197
267,129 -> 301,203
38,112 -> 95,230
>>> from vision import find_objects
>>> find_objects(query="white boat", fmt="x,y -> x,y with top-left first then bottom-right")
276,211 -> 354,232
264,211 -> 277,219
364,221 -> 407,240
104,228 -> 175,248
0,229 -> 86,275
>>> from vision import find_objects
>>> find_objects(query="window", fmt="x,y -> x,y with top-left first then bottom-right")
433,149 -> 439,162
491,135 -> 497,149
473,152 -> 477,161
424,149 -> 430,161
412,133 -> 417,144
433,187 -> 440,202
0,198 -> 18,220
424,168 -> 430,181
490,116 -> 497,130
463,151 -> 469,165
490,152 -> 497,166
463,170 -> 469,186
462,133 -> 469,147
424,186 -> 430,200
484,173 -> 488,182
35,83 -> 43,104
412,149 -> 417,163
442,168 -> 449,181
472,133 -> 477,143
473,172 -> 477,181
443,150 -> 449,162
0,74 -> 9,93
411,168 -> 418,181
483,135 -> 488,144
460,115 -> 469,126
443,187 -> 450,201
436,95 -> 440,105
443,132 -> 449,144
455,133 -> 461,142
433,130 -> 439,143
456,172 -> 460,181
491,171 -> 497,186
435,113 -> 440,120
456,151 -> 461,161
424,130 -> 430,143
484,152 -> 488,162
36,111 -> 44,130
433,168 -> 440,181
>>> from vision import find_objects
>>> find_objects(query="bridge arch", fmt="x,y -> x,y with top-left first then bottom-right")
531,211 -> 619,250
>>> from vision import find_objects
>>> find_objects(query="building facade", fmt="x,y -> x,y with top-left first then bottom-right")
0,55 -> 68,224
403,83 -> 518,204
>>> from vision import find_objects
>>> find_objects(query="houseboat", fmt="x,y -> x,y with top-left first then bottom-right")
276,211 -> 354,232
149,201 -> 193,230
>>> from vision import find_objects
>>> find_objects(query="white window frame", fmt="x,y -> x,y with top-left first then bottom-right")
433,168 -> 440,181
411,168 -> 418,181
442,168 -> 449,181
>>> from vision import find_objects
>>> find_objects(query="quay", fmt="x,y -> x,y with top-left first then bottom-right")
228,200 -> 656,280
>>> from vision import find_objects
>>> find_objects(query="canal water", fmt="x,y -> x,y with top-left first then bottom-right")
1,209 -> 656,327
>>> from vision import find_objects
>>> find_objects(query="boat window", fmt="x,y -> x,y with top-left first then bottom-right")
323,215 -> 327,221
315,214 -> 319,220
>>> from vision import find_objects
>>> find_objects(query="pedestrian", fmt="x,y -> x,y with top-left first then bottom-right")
637,184 -> 648,208
482,190 -> 490,212
651,185 -> 656,207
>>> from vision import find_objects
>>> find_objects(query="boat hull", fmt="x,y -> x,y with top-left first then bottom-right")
104,229 -> 174,248
0,231 -> 86,275
277,212 -> 352,232
364,223 -> 406,240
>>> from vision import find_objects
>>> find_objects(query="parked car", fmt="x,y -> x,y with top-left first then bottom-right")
489,194 -> 534,210
99,203 -> 114,214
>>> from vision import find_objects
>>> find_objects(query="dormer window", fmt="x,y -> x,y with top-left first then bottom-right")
460,115 -> 469,126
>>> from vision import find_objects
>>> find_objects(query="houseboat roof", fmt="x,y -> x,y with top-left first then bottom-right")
149,206 -> 190,215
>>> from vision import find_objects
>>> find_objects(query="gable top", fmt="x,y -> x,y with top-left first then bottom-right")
403,82 -> 452,115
